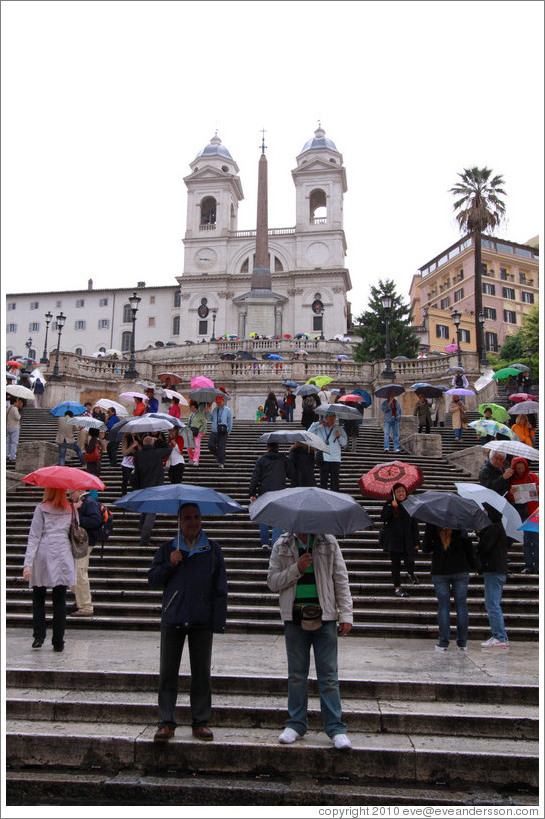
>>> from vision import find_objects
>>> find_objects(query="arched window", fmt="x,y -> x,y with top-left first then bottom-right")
274,256 -> 284,271
6,350 -> 14,359
98,346 -> 106,353
75,348 -> 83,356
309,189 -> 327,223
200,197 -> 217,226
122,304 -> 132,323
121,331 -> 132,352
172,315 -> 180,335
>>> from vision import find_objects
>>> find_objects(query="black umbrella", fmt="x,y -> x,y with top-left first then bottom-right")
374,384 -> 405,398
294,384 -> 320,397
236,351 -> 257,360
189,387 -> 229,403
249,487 -> 374,536
220,353 -> 236,361
402,491 -> 491,531
415,386 -> 445,399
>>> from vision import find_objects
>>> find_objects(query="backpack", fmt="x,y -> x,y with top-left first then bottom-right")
455,374 -> 464,387
303,395 -> 316,410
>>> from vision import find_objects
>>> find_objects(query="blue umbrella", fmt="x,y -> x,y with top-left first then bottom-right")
50,401 -> 87,417
114,484 -> 245,515
282,380 -> 299,388
267,354 -> 284,360
350,388 -> 372,407
410,382 -> 433,390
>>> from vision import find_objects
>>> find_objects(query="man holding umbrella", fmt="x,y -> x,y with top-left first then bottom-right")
381,389 -> 402,453
208,393 -> 232,469
308,410 -> 347,492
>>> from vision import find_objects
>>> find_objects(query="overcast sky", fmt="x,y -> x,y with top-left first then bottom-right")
2,0 -> 543,317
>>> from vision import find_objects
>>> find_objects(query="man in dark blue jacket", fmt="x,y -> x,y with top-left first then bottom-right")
148,503 -> 227,743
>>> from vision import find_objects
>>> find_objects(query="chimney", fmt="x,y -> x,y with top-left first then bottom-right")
137,281 -> 146,288
88,278 -> 93,290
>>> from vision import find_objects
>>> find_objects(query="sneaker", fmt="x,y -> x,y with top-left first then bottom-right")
332,733 -> 352,751
457,646 -> 467,652
261,543 -> 271,551
521,568 -> 533,574
278,727 -> 302,744
394,449 -> 401,453
217,463 -> 225,469
435,645 -> 448,652
407,573 -> 420,585
394,588 -> 409,597
481,637 -> 509,648
70,609 -> 94,617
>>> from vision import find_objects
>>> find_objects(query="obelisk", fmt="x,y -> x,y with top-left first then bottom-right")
251,135 -> 272,291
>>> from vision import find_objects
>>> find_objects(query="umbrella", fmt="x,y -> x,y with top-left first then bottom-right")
508,401 -> 539,415
510,363 -> 530,372
294,384 -> 320,397
191,376 -> 215,389
315,403 -> 361,420
351,389 -> 372,406
337,394 -> 366,404
374,384 -> 405,398
6,373 -> 18,381
157,372 -> 183,385
236,351 -> 256,360
220,353 -> 236,360
444,344 -> 459,353
164,389 -> 189,405
258,429 -> 331,454
67,416 -> 106,430
22,466 -> 106,491
447,366 -> 465,374
105,349 -> 124,357
284,334 -> 292,339
189,387 -> 227,403
293,349 -> 309,355
6,360 -> 24,368
478,403 -> 511,423
94,398 -> 129,417
518,509 -> 539,533
249,487 -> 374,536
114,484 -> 244,515
337,355 -> 351,361
118,391 -> 148,401
282,381 -> 299,389
147,412 -> 185,429
445,388 -> 475,396
6,385 -> 35,400
402,491 -> 491,531
410,382 -> 433,390
109,416 -> 175,441
508,393 -> 538,403
492,367 -> 521,379
482,440 -> 539,461
415,386 -> 445,399
359,461 -> 424,500
267,354 -> 284,360
305,376 -> 334,388
50,401 -> 88,417
468,420 -> 518,440
392,355 -> 410,361
455,483 -> 523,541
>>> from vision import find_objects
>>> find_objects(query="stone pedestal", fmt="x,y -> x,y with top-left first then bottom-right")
400,433 -> 442,457
399,416 -> 418,435
446,444 -> 489,478
15,441 -> 60,474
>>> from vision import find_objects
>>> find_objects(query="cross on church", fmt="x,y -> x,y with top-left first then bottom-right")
260,128 -> 267,154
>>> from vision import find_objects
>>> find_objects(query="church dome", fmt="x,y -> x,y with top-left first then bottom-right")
196,133 -> 233,160
300,125 -> 338,154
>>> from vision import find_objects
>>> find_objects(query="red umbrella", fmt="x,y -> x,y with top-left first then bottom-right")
6,360 -> 24,367
359,461 -> 424,499
337,394 -> 366,404
22,466 -> 106,491
508,393 -> 538,403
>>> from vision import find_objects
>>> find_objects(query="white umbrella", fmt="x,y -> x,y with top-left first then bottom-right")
29,368 -> 46,385
118,391 -> 148,401
315,403 -> 361,420
258,429 -> 331,454
482,440 -> 539,461
164,389 -> 189,405
94,398 -> 129,417
67,416 -> 106,431
508,401 -> 539,415
6,384 -> 35,400
113,416 -> 175,436
455,483 -> 523,541
105,349 -> 124,357
6,373 -> 18,382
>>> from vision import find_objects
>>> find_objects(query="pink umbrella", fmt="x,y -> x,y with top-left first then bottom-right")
191,376 -> 215,389
338,394 -> 366,404
445,343 -> 460,353
157,372 -> 183,385
22,466 -> 106,491
118,391 -> 148,401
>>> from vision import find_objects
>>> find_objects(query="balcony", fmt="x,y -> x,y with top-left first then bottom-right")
199,223 -> 216,231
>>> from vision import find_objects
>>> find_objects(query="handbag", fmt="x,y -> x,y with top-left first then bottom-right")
190,426 -> 200,437
69,505 -> 89,559
83,443 -> 101,462
293,604 -> 323,631
217,423 -> 228,435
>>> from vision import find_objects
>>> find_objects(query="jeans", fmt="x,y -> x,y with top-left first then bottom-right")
6,427 -> 20,460
285,404 -> 294,422
319,461 -> 341,492
523,532 -> 539,571
383,419 -> 400,451
483,573 -> 508,642
284,620 -> 346,738
158,626 -> 213,728
454,428 -> 463,441
259,523 -> 283,548
139,512 -> 156,545
32,585 -> 67,648
208,431 -> 227,465
58,442 -> 84,466
432,572 -> 469,648
168,463 -> 185,484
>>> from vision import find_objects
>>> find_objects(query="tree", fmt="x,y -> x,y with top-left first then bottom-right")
450,167 -> 506,362
495,305 -> 539,381
353,279 -> 420,362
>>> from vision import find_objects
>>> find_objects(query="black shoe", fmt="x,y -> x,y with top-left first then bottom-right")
407,573 -> 420,585
394,588 -> 409,597
32,638 -> 44,648
53,643 -> 64,652
67,604 -> 78,614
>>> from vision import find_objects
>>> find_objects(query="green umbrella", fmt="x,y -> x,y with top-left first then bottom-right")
478,403 -> 510,423
305,376 -> 334,388
492,367 -> 521,379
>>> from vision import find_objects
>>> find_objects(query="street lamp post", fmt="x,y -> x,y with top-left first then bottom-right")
26,337 -> 33,358
451,309 -> 463,368
477,311 -> 487,367
124,292 -> 141,379
40,311 -> 53,364
381,293 -> 395,380
50,312 -> 66,382
211,308 -> 218,341
319,306 -> 325,341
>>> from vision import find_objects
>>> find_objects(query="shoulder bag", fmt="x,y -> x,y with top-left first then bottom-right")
69,505 -> 89,559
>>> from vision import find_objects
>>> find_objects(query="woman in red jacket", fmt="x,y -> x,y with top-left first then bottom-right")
508,457 -> 539,574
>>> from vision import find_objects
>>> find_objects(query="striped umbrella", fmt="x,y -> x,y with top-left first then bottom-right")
482,440 -> 539,461
508,401 -> 539,415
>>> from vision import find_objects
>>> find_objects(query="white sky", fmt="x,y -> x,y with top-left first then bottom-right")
1,0 -> 543,317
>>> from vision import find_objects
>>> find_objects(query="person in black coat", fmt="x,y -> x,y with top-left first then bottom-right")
133,436 -> 168,546
263,391 -> 279,423
477,503 -> 509,647
249,442 -> 288,550
380,483 -> 420,598
286,442 -> 316,487
421,523 -> 476,652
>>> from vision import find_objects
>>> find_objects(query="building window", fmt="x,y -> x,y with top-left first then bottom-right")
453,288 -> 464,302
436,324 -> 449,339
51,321 -> 59,331
504,310 -> 517,324
500,267 -> 508,280
309,188 -> 327,223
440,297 -> 450,310
7,324 -> 17,333
7,302 -> 16,310
519,272 -> 528,284
148,317 -> 155,327
459,329 -> 471,343
484,307 -> 497,321
56,300 -> 62,308
99,298 -> 108,307
29,322 -> 40,332
30,301 -> 39,310
75,347 -> 83,356
480,264 -> 488,276
123,304 -> 132,323
502,287 -> 515,300
482,283 -> 495,296
98,319 -> 110,329
75,320 -> 86,330
485,331 -> 498,352
313,315 -> 323,332
150,296 -> 155,304
200,197 -> 217,226
76,299 -> 85,308
198,320 -> 208,335
172,316 -> 180,335
121,331 -> 132,352
521,291 -> 534,304
174,291 -> 181,307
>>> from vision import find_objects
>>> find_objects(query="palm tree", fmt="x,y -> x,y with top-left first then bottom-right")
450,167 -> 506,362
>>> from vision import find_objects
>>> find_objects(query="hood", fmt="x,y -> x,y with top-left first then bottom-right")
511,457 -> 530,481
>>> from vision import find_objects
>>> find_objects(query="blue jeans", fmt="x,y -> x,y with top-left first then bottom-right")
483,573 -> 508,642
284,620 -> 346,738
523,532 -> 539,572
285,404 -> 294,422
259,524 -> 282,548
383,419 -> 400,451
432,572 -> 469,648
454,427 -> 463,441
58,441 -> 84,466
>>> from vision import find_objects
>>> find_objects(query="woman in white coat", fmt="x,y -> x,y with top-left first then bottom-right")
23,488 -> 76,651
